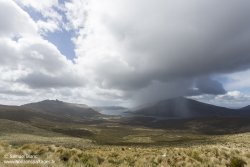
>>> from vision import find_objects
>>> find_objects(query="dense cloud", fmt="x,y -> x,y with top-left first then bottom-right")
0,36 -> 83,89
75,0 -> 250,89
0,1 -> 84,93
19,71 -> 84,88
1,0 -> 250,106
66,0 -> 250,104
0,0 -> 37,37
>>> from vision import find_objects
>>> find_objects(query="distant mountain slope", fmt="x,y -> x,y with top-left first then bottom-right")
0,100 -> 102,124
132,97 -> 245,118
0,104 -> 61,122
238,105 -> 250,117
22,100 -> 102,119
241,105 -> 250,110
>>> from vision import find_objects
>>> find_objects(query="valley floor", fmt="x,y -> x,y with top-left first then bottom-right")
0,117 -> 250,166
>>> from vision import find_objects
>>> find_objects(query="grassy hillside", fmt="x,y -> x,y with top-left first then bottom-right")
0,101 -> 106,126
22,100 -> 102,119
0,133 -> 249,167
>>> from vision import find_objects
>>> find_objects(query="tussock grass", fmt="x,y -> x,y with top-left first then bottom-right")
227,157 -> 247,167
0,119 -> 249,166
0,140 -> 249,167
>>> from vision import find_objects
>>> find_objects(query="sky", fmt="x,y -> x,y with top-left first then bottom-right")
1,0 -> 250,108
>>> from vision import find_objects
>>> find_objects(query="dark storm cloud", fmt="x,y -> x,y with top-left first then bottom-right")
80,0 -> 250,96
190,77 -> 227,96
0,89 -> 30,96
18,72 -> 84,88
195,78 -> 226,95
2,0 -> 250,105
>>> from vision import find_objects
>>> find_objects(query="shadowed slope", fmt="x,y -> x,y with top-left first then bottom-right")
133,97 -> 246,118
22,99 -> 102,119
0,100 -> 102,123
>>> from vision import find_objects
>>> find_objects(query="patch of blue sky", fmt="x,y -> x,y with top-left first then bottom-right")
22,4 -> 76,61
45,30 -> 76,61
22,6 -> 43,21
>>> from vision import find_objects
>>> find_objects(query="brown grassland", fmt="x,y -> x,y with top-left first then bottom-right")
0,117 -> 249,167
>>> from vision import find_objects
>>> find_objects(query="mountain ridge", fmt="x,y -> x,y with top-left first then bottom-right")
1,98 -> 250,122
131,97 -> 250,118
0,99 -> 102,123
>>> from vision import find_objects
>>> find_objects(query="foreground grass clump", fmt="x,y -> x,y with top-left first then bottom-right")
227,157 -> 247,167
0,142 -> 249,167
